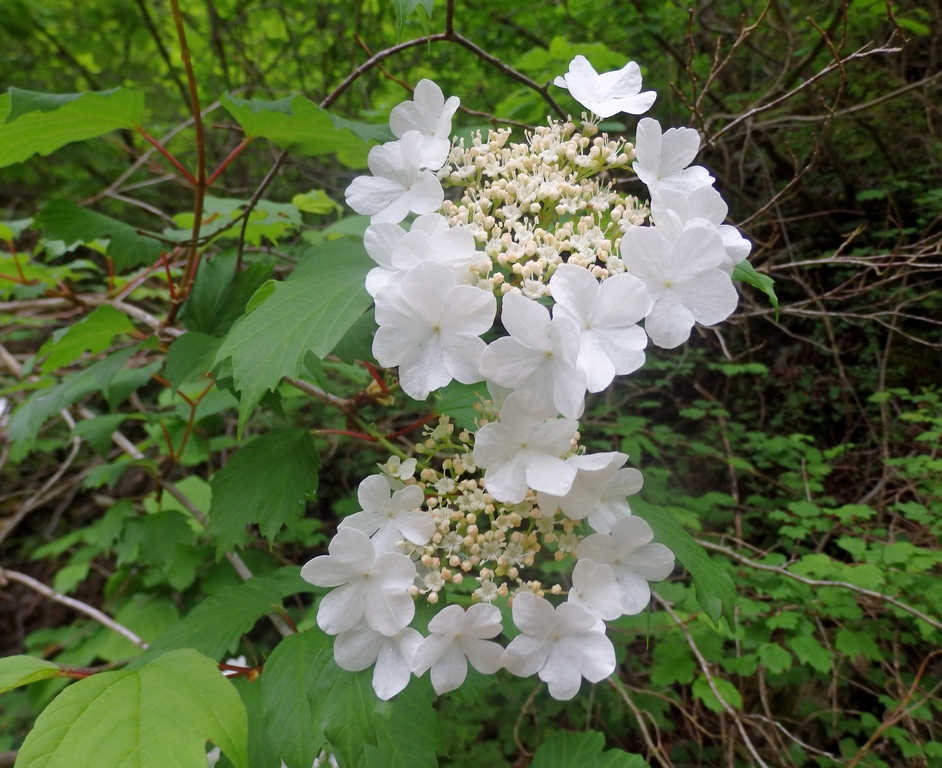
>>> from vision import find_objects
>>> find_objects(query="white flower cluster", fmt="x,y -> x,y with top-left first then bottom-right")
306,57 -> 752,702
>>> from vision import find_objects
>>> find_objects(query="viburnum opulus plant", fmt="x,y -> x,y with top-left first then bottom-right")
302,55 -> 755,701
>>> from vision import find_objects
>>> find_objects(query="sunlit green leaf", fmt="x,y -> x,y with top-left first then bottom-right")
214,240 -> 373,433
0,655 -> 62,694
15,649 -> 248,768
633,500 -> 736,627
33,199 -> 162,270
39,305 -> 136,373
0,87 -> 144,167
209,427 -> 320,553
531,730 -> 649,768
732,260 -> 778,320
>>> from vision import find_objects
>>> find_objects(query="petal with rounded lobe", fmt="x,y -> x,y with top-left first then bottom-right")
555,55 -> 600,97
430,643 -> 469,694
317,582 -> 365,635
345,174 -> 405,219
549,263 -> 599,324
390,229 -> 433,271
337,509 -> 383,540
612,515 -> 655,550
511,592 -> 556,635
480,456 -> 529,504
525,454 -> 578,497
500,292 -> 553,349
373,629 -> 422,700
444,285 -> 496,335
655,166 -> 714,196
644,294 -> 696,349
593,324 -> 648,379
407,170 -> 445,216
398,333 -> 450,399
364,586 -> 415,636
627,542 -> 676,581
633,118 -> 663,171
650,188 -> 690,237
357,474 -> 392,511
717,225 -> 751,269
566,630 -> 616,683
442,333 -> 487,385
463,637 -> 504,674
620,225 -> 671,287
577,333 -> 617,393
479,336 -> 545,388
577,531 -> 617,565
334,624 -> 383,672
673,269 -> 738,327
673,227 -> 727,275
463,603 -> 503,637
687,185 -> 729,223
364,222 -> 407,269
395,511 -> 436,547
659,126 -> 702,176
365,266 -> 396,297
569,559 -> 623,621
502,633 -> 550,678
373,551 -> 419,588
411,212 -> 450,236
615,569 -> 652,615
329,527 -> 376,566
411,632 -> 450,676
595,272 -> 652,326
539,645 -> 585,700
598,60 -> 641,97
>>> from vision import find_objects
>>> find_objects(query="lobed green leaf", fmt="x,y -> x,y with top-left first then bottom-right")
0,87 -> 144,167
0,655 -> 62,694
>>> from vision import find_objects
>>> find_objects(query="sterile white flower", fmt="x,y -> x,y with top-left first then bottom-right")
620,225 -> 738,349
364,213 -> 481,297
553,56 -> 657,119
344,131 -> 444,224
301,528 -> 417,636
479,292 -> 586,419
502,592 -> 616,700
373,261 -> 496,400
568,559 -> 624,623
389,79 -> 460,171
536,451 -> 643,533
337,474 -> 433,553
633,118 -> 714,195
577,516 -> 675,615
411,603 -> 504,694
549,264 -> 652,392
333,622 -> 423,700
473,391 -> 579,504
650,187 -> 751,272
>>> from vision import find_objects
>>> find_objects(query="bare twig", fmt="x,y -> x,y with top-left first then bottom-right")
0,568 -> 147,649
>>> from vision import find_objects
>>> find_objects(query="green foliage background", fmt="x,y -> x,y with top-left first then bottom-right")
1,1 -> 941,766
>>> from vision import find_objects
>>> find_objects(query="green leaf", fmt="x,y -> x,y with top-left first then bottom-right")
15,649 -> 248,768
138,577 -> 283,664
214,240 -> 373,433
165,332 -> 222,390
8,346 -> 137,454
209,427 -> 320,553
261,631 -> 332,768
72,413 -> 137,457
433,381 -> 486,431
330,309 -> 378,365
0,655 -> 62,694
632,500 -> 736,627
0,87 -> 144,167
262,630 -> 380,768
392,0 -> 434,39
757,642 -> 793,674
292,189 -> 344,216
33,199 -> 162,270
221,94 -> 367,157
361,684 -> 445,768
39,305 -> 136,373
788,635 -> 831,674
179,251 -> 274,337
732,260 -> 778,321
531,730 -> 650,768
692,674 -> 743,713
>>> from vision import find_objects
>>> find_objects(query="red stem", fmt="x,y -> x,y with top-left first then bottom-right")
386,414 -> 437,440
207,138 -> 251,187
316,429 -> 377,442
6,239 -> 27,282
136,127 -> 197,186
